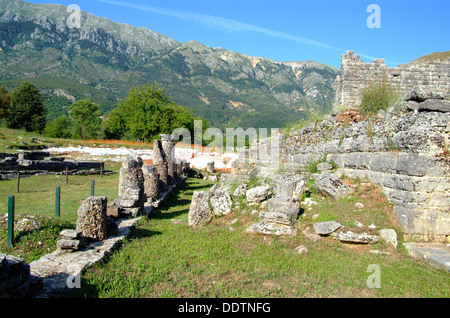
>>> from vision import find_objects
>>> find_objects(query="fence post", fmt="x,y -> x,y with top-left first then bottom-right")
91,181 -> 95,196
16,172 -> 20,194
7,196 -> 15,249
65,167 -> 69,184
56,187 -> 61,218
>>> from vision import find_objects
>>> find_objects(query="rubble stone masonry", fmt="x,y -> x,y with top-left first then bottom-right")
335,51 -> 450,108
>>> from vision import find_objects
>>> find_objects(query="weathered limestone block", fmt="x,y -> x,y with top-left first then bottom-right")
273,174 -> 305,199
260,212 -> 297,227
393,206 -> 450,239
188,192 -> 213,227
153,140 -> 168,189
233,184 -> 248,197
246,221 -> 297,236
59,230 -> 82,240
418,99 -> 450,112
56,239 -> 84,251
118,157 -> 145,208
383,188 -> 429,208
106,203 -> 122,219
292,154 -> 322,166
247,196 -> 300,236
394,112 -> 450,154
406,87 -> 446,102
337,231 -> 379,244
76,196 -> 108,242
379,229 -> 398,248
369,153 -> 398,173
161,134 -> 177,185
313,221 -> 343,236
267,197 -> 301,219
315,172 -> 354,200
396,153 -> 444,177
121,207 -> 142,218
246,185 -> 271,203
209,186 -> 232,216
142,164 -> 160,202
0,253 -> 42,298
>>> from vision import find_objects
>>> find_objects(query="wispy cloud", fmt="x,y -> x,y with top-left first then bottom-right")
98,0 -> 397,65
98,0 -> 341,50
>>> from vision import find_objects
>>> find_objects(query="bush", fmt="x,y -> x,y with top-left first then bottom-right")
43,115 -> 73,139
360,81 -> 399,116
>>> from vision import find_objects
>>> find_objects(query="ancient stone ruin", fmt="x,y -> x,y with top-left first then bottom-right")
335,50 -> 449,108
0,151 -> 105,180
76,196 -> 109,242
0,253 -> 42,298
4,135 -> 189,297
114,135 -> 189,218
235,89 -> 449,243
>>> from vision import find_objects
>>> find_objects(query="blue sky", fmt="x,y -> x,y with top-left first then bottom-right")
24,0 -> 449,68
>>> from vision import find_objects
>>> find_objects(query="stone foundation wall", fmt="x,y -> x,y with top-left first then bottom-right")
0,151 -> 104,179
334,51 -> 450,108
240,99 -> 450,242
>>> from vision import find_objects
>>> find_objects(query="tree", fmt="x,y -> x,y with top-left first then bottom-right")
0,86 -> 11,121
43,115 -> 73,139
7,82 -> 46,133
102,109 -> 125,140
69,99 -> 101,140
103,83 -> 207,142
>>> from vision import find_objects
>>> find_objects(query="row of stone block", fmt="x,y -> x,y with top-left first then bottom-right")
0,151 -> 105,176
116,135 -> 189,215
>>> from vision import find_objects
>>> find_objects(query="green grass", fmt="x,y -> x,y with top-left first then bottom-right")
360,81 -> 400,116
0,164 -> 120,261
70,178 -> 449,298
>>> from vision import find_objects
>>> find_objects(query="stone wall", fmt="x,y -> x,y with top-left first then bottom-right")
335,51 -> 450,108
0,253 -> 42,298
238,98 -> 450,242
0,151 -> 105,179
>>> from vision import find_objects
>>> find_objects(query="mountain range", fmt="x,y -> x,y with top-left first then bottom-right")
0,0 -> 340,130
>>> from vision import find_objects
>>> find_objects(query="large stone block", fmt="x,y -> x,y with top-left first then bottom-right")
315,172 -> 354,200
153,140 -> 168,189
210,186 -> 232,216
161,134 -> 176,185
267,197 -> 302,219
246,185 -> 271,203
188,192 -> 213,227
396,153 -> 443,177
369,153 -> 397,173
419,99 -> 450,113
393,206 -> 450,237
142,164 -> 159,202
118,162 -> 145,208
76,196 -> 108,241
313,221 -> 342,235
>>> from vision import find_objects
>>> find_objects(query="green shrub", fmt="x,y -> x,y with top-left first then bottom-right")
360,81 -> 399,116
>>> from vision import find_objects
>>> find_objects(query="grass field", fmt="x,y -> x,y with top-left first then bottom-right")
0,167 -> 448,298
0,162 -> 121,262
68,178 -> 449,298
